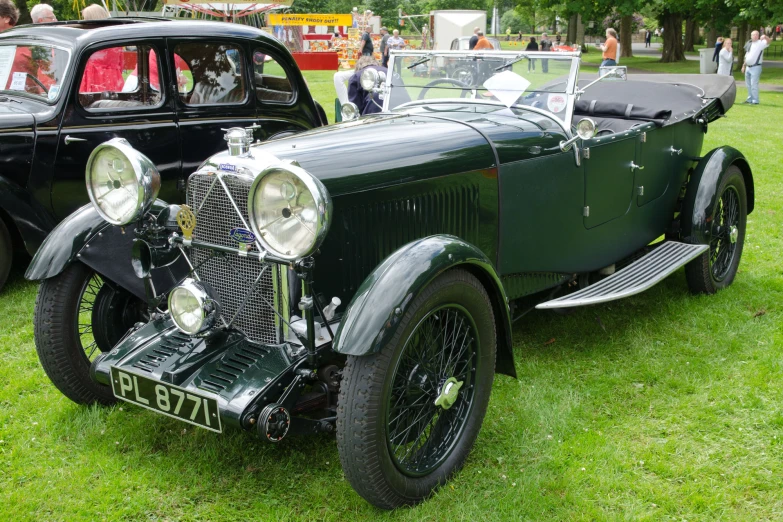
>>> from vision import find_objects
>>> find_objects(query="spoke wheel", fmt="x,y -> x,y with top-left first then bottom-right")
337,269 -> 496,509
34,263 -> 142,405
684,165 -> 747,294
386,305 -> 477,476
709,186 -> 740,282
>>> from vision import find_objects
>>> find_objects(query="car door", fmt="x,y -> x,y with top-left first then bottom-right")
167,39 -> 258,175
635,125 -> 676,207
582,133 -> 637,229
52,40 -> 180,219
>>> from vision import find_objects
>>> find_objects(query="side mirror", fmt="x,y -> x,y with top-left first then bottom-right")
598,65 -> 627,81
341,102 -> 360,121
560,118 -> 596,152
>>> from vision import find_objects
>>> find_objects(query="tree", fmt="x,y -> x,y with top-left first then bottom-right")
659,6 -> 685,62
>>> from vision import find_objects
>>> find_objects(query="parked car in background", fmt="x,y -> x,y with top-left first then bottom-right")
27,50 -> 751,509
449,35 -> 501,50
0,18 -> 326,291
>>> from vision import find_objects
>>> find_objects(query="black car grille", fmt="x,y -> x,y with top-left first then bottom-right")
186,171 -> 280,344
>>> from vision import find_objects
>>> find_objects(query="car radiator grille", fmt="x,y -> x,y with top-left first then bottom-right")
186,171 -> 280,344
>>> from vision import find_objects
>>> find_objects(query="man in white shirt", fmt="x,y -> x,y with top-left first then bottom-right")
743,30 -> 771,104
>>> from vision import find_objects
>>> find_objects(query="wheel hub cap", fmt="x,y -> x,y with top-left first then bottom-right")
729,225 -> 738,244
434,377 -> 463,410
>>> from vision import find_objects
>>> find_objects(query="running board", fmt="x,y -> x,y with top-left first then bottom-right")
536,242 -> 708,309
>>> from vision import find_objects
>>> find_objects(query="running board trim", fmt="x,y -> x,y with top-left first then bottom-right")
535,242 -> 708,309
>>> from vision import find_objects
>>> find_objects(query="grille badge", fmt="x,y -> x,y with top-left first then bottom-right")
229,228 -> 256,245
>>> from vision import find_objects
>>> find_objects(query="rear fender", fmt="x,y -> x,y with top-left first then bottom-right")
25,201 -> 188,300
682,146 -> 754,244
332,235 -> 516,378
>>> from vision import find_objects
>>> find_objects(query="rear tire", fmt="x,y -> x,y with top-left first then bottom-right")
684,166 -> 747,294
336,269 -> 496,509
0,218 -> 12,292
34,263 -> 127,405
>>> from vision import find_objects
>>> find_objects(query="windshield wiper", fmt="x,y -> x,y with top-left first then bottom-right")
407,54 -> 432,69
494,53 -> 528,71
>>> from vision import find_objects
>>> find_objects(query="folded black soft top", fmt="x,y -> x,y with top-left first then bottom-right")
575,73 -> 736,124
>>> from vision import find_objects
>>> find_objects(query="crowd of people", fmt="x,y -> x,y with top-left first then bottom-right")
0,0 -> 111,30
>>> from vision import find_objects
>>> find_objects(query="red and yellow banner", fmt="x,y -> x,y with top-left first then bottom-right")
268,13 -> 352,26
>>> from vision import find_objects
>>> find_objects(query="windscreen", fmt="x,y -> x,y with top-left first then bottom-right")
0,44 -> 70,101
387,53 -> 574,121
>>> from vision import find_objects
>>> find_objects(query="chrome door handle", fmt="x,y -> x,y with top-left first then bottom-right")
669,146 -> 683,156
630,162 -> 645,171
64,135 -> 87,145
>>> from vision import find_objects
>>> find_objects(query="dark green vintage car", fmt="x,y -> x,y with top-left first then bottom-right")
26,50 -> 752,509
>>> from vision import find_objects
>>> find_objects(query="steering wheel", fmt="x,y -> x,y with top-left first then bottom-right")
25,73 -> 49,95
417,78 -> 471,100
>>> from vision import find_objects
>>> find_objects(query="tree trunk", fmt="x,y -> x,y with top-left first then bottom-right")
707,27 -> 717,49
736,21 -> 748,66
684,18 -> 697,52
620,14 -> 633,58
567,13 -> 577,45
14,0 -> 31,25
576,14 -> 586,52
660,10 -> 685,62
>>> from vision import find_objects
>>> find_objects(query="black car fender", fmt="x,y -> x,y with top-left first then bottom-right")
25,201 -> 188,300
332,235 -> 516,378
681,146 -> 754,244
0,175 -> 56,256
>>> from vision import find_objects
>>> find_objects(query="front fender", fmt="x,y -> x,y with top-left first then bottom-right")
25,201 -> 188,300
682,146 -> 754,244
332,235 -> 516,378
0,175 -> 56,255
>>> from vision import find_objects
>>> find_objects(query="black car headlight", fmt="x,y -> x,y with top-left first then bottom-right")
168,278 -> 220,336
85,138 -> 160,225
247,164 -> 331,261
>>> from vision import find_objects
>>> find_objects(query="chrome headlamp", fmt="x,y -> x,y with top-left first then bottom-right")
341,102 -> 359,121
85,138 -> 160,225
168,278 -> 221,336
360,67 -> 386,92
247,164 -> 331,261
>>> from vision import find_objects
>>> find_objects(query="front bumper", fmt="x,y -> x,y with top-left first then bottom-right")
92,319 -> 301,431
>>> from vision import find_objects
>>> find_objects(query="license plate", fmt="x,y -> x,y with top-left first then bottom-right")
110,366 -> 222,433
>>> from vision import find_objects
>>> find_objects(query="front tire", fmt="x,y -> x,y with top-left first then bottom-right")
336,269 -> 496,509
685,166 -> 747,294
34,263 -> 141,405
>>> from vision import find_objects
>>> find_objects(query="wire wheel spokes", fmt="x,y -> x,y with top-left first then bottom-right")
386,305 -> 478,476
77,272 -> 104,363
710,186 -> 740,282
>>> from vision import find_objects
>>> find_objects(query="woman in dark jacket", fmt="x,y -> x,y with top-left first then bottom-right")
525,36 -> 538,71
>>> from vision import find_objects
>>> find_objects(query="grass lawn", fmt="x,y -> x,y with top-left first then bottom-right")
1,80 -> 782,519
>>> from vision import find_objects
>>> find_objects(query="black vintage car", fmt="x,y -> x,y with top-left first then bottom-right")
0,18 -> 325,290
26,50 -> 751,509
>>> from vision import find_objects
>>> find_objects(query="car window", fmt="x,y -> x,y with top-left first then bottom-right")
78,45 -> 162,111
0,44 -> 70,102
253,50 -> 293,103
174,43 -> 246,106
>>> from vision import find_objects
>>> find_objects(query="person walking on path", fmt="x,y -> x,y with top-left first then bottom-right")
599,28 -> 618,67
717,38 -> 733,76
644,30 -> 651,48
525,36 -> 538,71
713,36 -> 723,65
539,33 -> 552,73
742,30 -> 771,104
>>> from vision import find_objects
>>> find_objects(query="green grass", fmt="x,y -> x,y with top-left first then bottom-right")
1,85 -> 782,520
